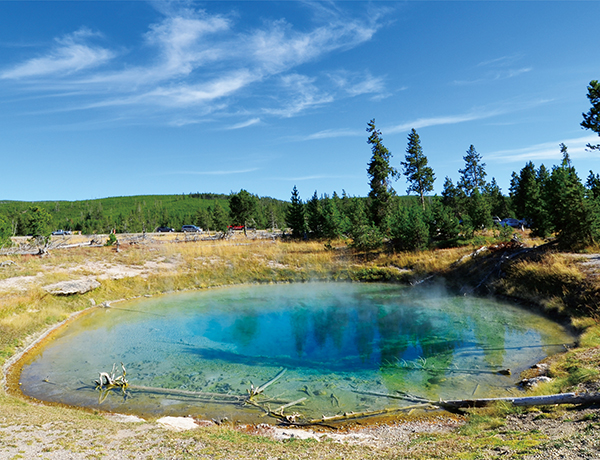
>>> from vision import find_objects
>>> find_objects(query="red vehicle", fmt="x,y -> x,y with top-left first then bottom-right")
228,225 -> 245,231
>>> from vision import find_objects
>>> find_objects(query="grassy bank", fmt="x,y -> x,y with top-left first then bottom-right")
1,234 -> 599,459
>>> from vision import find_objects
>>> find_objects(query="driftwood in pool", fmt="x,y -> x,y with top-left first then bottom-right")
93,365 -> 294,410
436,392 -> 600,409
353,389 -> 600,410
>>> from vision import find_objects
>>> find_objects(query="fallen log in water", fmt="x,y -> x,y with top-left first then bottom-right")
437,392 -> 600,409
128,385 -> 246,402
353,388 -> 600,411
247,368 -> 286,399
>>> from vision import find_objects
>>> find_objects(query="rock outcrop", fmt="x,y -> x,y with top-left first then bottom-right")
43,278 -> 101,295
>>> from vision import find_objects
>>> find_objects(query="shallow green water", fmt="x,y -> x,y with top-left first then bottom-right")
19,282 -> 574,422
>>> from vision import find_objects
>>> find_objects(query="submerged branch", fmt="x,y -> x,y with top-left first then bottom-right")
247,368 -> 286,399
354,388 -> 600,411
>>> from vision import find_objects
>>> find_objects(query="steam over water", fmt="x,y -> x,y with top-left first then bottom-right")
19,283 -> 574,422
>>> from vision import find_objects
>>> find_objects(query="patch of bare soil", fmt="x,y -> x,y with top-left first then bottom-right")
0,273 -> 44,292
568,253 -> 600,281
505,408 -> 600,459
0,256 -> 181,293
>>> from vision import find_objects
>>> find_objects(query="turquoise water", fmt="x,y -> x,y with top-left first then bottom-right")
19,283 -> 574,422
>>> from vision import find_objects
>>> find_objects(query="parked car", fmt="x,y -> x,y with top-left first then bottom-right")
52,230 -> 71,236
181,225 -> 202,232
492,216 -> 501,225
500,218 -> 524,229
155,227 -> 174,232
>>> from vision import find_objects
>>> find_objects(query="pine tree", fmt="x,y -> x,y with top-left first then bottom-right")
347,197 -> 383,251
195,207 -> 213,231
458,145 -> 487,197
441,176 -> 459,212
391,205 -> 429,251
586,171 -> 600,199
510,162 -> 551,237
229,189 -> 257,227
401,129 -> 435,210
306,191 -> 324,237
581,80 -> 600,150
0,215 -> 12,248
430,199 -> 460,242
366,119 -> 396,230
467,189 -> 492,230
286,185 -> 306,238
321,196 -> 343,239
485,177 -> 510,219
211,202 -> 229,232
27,206 -> 52,241
547,144 -> 596,248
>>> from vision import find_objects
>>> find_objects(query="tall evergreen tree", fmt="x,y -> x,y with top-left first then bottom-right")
321,196 -> 344,239
510,161 -> 551,237
306,191 -> 324,237
0,215 -> 12,248
211,202 -> 229,232
586,171 -> 600,199
229,189 -> 257,227
430,199 -> 460,242
548,144 -> 596,248
366,119 -> 396,229
441,176 -> 459,213
485,177 -> 510,219
27,206 -> 52,243
458,145 -> 487,197
195,207 -> 213,231
510,162 -> 537,218
401,129 -> 435,209
467,189 -> 492,230
581,80 -> 600,150
286,185 -> 306,238
391,205 -> 429,251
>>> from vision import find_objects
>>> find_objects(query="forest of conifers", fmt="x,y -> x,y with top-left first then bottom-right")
1,80 -> 599,251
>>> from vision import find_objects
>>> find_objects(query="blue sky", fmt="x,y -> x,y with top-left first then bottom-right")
1,1 -> 599,203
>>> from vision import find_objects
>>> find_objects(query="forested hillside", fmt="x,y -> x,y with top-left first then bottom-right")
0,192 -> 288,237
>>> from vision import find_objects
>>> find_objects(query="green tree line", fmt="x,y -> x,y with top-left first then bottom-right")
285,81 -> 600,251
0,192 -> 288,245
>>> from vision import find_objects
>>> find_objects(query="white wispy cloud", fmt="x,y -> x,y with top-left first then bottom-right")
0,3 -> 383,123
301,98 -> 550,142
453,67 -> 532,86
386,110 -> 501,134
0,28 -> 114,79
225,118 -> 261,130
486,135 -> 599,163
304,128 -> 362,140
275,174 -> 356,181
476,54 -> 523,68
263,73 -> 334,117
453,53 -> 532,86
328,70 -> 386,97
144,13 -> 231,78
167,168 -> 260,175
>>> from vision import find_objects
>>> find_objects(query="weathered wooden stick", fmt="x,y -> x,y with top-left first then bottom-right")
272,397 -> 307,414
129,385 -> 245,401
248,368 -> 286,398
302,404 -> 435,425
352,389 -> 430,403
438,392 -> 600,409
354,389 -> 600,410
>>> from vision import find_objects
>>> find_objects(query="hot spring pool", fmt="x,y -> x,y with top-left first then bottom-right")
16,282 -> 574,423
